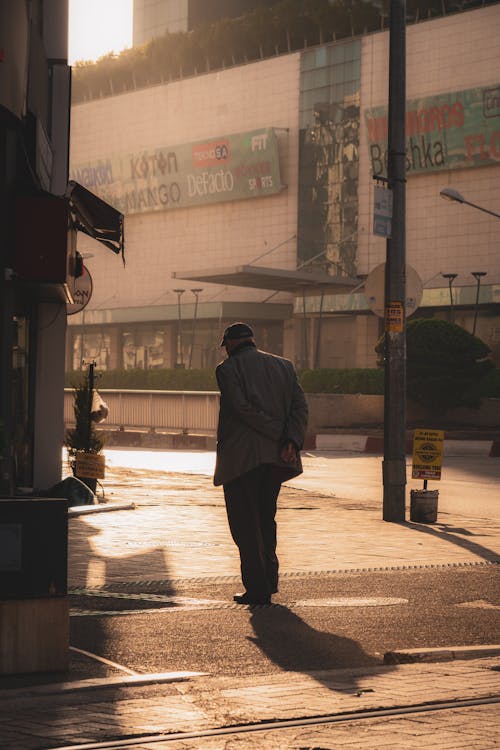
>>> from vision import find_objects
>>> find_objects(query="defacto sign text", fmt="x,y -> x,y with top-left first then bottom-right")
70,129 -> 283,215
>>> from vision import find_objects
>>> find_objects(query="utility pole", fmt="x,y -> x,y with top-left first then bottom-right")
383,0 -> 407,522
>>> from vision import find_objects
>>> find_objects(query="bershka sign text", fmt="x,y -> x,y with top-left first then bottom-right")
365,85 -> 500,177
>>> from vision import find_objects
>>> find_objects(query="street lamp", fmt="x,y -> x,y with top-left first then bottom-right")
173,289 -> 185,368
189,288 -> 203,369
439,188 -> 500,219
471,272 -> 487,336
442,273 -> 458,324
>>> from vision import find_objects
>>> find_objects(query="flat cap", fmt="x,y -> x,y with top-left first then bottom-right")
220,322 -> 254,346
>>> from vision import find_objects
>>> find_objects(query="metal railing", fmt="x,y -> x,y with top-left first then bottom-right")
64,389 -> 219,434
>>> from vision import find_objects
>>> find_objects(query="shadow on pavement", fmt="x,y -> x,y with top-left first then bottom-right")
249,605 -> 386,694
405,520 -> 500,564
0,517 -> 178,750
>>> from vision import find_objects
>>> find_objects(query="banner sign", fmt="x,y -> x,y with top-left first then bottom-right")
365,85 -> 500,177
412,429 -> 444,480
70,128 -> 283,215
373,184 -> 393,237
75,453 -> 105,479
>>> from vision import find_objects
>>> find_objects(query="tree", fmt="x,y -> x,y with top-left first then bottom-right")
375,318 -> 494,414
64,370 -> 106,492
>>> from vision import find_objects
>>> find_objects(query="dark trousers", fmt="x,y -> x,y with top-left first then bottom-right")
223,464 -> 283,598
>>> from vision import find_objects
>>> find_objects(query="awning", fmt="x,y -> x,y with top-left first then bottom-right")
67,180 -> 125,262
172,264 -> 358,293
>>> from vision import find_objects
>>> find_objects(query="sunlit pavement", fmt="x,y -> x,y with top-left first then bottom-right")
102,447 -> 500,517
66,448 -> 500,589
2,450 -> 497,750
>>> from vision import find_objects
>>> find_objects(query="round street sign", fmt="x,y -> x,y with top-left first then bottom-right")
415,442 -> 440,464
67,265 -> 93,315
364,262 -> 423,318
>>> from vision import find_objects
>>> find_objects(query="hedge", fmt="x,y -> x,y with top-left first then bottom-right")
298,368 -> 384,394
66,368 -> 217,391
66,365 -> 500,398
67,367 -> 384,394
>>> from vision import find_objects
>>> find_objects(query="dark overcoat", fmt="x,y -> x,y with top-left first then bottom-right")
213,343 -> 308,486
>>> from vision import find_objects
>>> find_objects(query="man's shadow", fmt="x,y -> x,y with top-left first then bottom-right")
249,605 -> 384,694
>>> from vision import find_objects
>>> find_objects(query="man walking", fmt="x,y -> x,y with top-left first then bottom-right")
214,322 -> 308,605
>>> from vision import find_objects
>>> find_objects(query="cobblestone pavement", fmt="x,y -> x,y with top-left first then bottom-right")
2,452 -> 499,749
133,703 -> 500,749
1,659 -> 499,749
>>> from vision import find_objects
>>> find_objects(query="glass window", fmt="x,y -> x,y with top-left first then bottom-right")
315,47 -> 327,68
121,328 -> 167,369
332,45 -> 345,64
344,79 -> 360,98
345,41 -> 361,61
301,50 -> 316,71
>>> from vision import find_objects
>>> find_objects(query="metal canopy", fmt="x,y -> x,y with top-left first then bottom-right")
172,264 -> 357,293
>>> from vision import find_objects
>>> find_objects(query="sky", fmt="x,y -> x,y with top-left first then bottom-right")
68,0 -> 134,65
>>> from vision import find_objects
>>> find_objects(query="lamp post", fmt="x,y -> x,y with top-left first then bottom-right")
173,289 -> 185,368
442,273 -> 458,324
189,288 -> 203,369
440,188 -> 500,219
471,272 -> 487,336
440,189 -> 498,335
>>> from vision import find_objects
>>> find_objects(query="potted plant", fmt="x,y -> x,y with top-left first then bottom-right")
64,364 -> 106,494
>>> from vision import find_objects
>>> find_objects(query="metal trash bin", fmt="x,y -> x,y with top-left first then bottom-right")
410,489 -> 439,523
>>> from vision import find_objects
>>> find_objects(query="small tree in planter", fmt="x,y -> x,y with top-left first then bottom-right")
64,364 -> 106,493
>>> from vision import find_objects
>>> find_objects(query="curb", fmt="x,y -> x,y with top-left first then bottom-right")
384,644 -> 500,665
313,434 -> 500,457
68,501 -> 135,517
0,671 -> 206,700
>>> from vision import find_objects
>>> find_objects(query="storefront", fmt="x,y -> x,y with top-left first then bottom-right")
68,4 -> 500,372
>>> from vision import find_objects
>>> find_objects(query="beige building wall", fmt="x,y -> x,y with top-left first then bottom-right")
358,5 -> 500,288
70,53 -> 301,314
69,6 -> 499,370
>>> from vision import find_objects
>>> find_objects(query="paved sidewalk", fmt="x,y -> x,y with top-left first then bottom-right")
1,453 -> 499,749
1,657 -> 499,749
69,460 -> 500,589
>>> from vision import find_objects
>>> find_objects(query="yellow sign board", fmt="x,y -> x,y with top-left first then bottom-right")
75,452 -> 105,479
385,301 -> 404,332
412,429 -> 444,480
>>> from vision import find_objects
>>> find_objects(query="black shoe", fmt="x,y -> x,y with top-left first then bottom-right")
233,592 -> 271,605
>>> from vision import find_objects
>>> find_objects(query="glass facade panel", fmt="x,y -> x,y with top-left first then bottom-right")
332,45 -> 345,64
315,47 -> 328,68
298,40 -> 361,278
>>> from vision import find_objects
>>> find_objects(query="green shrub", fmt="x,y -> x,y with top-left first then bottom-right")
65,368 -> 217,391
375,318 -> 495,413
477,366 -> 500,398
299,368 -> 384,394
66,357 -> 500,403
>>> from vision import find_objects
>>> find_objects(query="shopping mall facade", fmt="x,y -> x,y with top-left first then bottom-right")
68,4 -> 500,373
